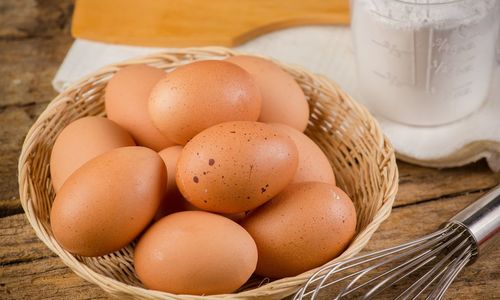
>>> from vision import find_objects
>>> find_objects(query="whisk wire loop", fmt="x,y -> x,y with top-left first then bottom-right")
360,227 -> 464,299
425,244 -> 472,300
395,230 -> 469,300
294,227 -> 452,300
295,224 -> 476,300
295,186 -> 499,299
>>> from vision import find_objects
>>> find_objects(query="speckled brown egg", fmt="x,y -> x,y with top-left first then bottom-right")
226,55 -> 309,132
134,211 -> 257,295
242,182 -> 357,278
271,123 -> 335,185
176,121 -> 298,214
148,60 -> 262,144
156,146 -> 248,222
50,116 -> 135,193
105,64 -> 175,151
50,146 -> 167,257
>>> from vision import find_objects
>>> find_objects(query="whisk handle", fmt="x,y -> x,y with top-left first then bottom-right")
448,185 -> 500,259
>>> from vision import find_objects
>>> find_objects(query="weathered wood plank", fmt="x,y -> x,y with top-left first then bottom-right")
0,36 -> 72,107
0,104 -> 48,212
365,191 -> 485,250
0,106 -> 36,206
0,215 -> 108,300
0,1 -> 73,108
0,0 -> 73,40
1,255 -> 109,300
0,198 -> 20,218
0,214 -> 54,265
396,160 -> 499,207
2,189 -> 498,299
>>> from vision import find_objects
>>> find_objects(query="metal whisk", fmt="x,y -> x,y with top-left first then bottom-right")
294,185 -> 500,300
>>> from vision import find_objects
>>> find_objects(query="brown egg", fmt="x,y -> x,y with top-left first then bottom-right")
50,116 -> 135,192
148,60 -> 262,144
176,121 -> 298,214
105,64 -> 175,151
271,123 -> 335,185
226,55 -> 309,132
155,146 -> 248,222
155,145 -> 185,220
134,211 -> 257,295
242,182 -> 357,278
50,147 -> 167,257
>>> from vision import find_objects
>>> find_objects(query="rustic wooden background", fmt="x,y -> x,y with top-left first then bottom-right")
1,1 -> 499,299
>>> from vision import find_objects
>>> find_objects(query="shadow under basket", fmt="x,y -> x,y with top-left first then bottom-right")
18,47 -> 398,299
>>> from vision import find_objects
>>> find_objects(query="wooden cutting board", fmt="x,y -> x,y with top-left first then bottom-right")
71,0 -> 350,47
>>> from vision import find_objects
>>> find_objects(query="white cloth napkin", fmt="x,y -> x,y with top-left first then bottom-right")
53,26 -> 500,171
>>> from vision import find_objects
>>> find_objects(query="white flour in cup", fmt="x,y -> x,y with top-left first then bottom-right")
351,0 -> 500,126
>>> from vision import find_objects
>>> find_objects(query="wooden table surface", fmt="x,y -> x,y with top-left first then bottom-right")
1,1 -> 499,299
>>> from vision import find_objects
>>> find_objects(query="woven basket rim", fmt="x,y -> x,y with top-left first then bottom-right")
18,46 -> 399,299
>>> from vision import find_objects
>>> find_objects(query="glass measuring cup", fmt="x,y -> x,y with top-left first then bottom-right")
351,0 -> 500,126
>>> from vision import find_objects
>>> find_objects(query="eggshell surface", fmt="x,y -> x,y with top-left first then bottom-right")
134,211 -> 258,295
50,116 -> 135,192
176,121 -> 299,214
271,123 -> 335,185
105,64 -> 175,151
155,145 -> 185,219
149,60 -> 262,144
226,55 -> 309,132
155,146 -> 248,221
50,146 -> 166,257
242,182 -> 357,278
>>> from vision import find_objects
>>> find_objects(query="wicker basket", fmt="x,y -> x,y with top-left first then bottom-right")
19,47 -> 398,299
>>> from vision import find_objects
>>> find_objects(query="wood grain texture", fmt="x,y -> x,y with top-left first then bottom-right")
0,37 -> 71,107
1,1 -> 499,299
0,104 -> 49,209
397,160 -> 500,206
0,0 -> 73,40
0,216 -> 108,300
1,257 -> 108,300
0,0 -> 73,108
72,0 -> 349,47
0,214 -> 55,265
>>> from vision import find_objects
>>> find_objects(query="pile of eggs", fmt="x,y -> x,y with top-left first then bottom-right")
49,56 -> 357,295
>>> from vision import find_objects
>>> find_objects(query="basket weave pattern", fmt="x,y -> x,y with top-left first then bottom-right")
19,47 -> 398,299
